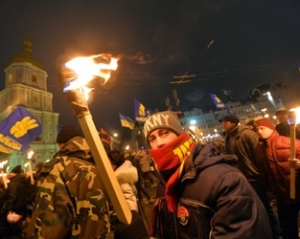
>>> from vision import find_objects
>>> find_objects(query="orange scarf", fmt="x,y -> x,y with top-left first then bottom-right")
150,132 -> 196,212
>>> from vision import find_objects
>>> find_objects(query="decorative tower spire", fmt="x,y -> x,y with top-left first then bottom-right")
23,37 -> 32,54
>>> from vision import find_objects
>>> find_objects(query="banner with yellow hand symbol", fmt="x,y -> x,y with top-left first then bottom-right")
0,107 -> 41,153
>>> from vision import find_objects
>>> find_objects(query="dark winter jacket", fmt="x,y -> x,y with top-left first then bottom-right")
255,130 -> 300,204
152,143 -> 272,239
0,173 -> 29,237
0,173 -> 28,215
275,121 -> 300,139
224,125 -> 260,182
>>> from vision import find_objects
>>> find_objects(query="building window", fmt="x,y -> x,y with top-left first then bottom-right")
32,75 -> 37,84
8,73 -> 13,83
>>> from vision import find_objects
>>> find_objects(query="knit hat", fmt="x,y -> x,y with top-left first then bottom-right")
218,115 -> 240,124
143,111 -> 184,140
56,125 -> 82,143
10,165 -> 21,174
255,118 -> 275,130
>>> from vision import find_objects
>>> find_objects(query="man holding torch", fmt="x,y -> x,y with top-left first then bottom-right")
26,54 -> 145,239
254,118 -> 300,239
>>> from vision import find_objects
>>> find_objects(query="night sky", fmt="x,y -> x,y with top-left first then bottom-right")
0,0 -> 300,138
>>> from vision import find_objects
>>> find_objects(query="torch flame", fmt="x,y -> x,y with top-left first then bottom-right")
27,150 -> 35,160
64,54 -> 119,100
0,160 -> 8,170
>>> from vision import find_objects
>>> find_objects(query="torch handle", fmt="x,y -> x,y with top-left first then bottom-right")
290,124 -> 296,199
78,113 -> 132,225
28,160 -> 35,185
1,170 -> 7,189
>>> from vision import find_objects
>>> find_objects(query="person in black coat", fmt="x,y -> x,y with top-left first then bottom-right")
275,109 -> 300,139
143,111 -> 273,239
0,165 -> 29,239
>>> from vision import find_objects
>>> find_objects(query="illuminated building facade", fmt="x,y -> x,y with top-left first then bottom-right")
0,38 -> 59,171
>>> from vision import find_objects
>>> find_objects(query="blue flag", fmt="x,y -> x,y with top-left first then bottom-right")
209,93 -> 225,108
119,113 -> 135,129
134,99 -> 152,123
0,107 -> 42,153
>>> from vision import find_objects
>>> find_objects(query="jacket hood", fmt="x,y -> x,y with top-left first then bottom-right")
54,136 -> 93,162
115,160 -> 138,185
185,143 -> 238,177
9,173 -> 27,183
227,124 -> 249,137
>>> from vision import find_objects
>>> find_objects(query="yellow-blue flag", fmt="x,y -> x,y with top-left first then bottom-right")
119,113 -> 135,129
209,93 -> 225,108
134,99 -> 152,123
0,107 -> 42,153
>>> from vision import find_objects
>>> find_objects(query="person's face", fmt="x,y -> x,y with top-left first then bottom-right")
276,113 -> 287,123
148,129 -> 178,149
221,121 -> 237,132
256,126 -> 274,139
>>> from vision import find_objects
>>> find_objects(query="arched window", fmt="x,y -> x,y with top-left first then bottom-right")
32,75 -> 37,84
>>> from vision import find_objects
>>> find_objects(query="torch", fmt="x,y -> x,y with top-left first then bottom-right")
58,54 -> 132,225
287,108 -> 300,199
26,149 -> 35,185
0,160 -> 8,188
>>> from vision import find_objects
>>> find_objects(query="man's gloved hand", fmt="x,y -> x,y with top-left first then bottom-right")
289,158 -> 300,170
56,55 -> 90,117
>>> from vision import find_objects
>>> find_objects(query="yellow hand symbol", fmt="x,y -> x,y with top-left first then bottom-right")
10,116 -> 39,138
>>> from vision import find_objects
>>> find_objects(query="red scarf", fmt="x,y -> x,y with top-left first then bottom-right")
150,132 -> 196,212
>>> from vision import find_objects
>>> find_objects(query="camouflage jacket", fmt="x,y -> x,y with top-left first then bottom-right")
23,136 -> 110,239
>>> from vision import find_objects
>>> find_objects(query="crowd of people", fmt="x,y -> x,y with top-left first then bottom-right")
0,108 -> 300,238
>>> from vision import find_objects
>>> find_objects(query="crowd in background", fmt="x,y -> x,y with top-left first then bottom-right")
0,109 -> 299,238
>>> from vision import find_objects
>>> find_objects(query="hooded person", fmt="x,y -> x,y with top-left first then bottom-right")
255,118 -> 300,239
143,111 -> 272,239
0,164 -> 28,238
23,125 -> 111,239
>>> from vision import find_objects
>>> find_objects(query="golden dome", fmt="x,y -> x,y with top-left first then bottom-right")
7,37 -> 45,70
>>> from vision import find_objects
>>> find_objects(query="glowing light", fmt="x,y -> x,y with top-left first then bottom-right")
189,125 -> 196,131
64,54 -> 119,100
289,107 -> 300,124
0,160 -> 8,169
27,150 -> 35,159
190,120 -> 197,125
